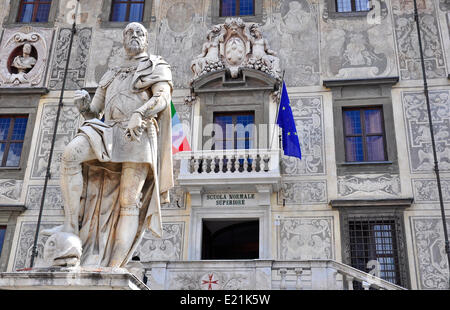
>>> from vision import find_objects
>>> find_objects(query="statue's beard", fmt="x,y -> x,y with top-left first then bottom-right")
124,40 -> 146,56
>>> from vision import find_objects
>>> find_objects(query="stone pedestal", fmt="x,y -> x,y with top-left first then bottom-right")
0,267 -> 149,290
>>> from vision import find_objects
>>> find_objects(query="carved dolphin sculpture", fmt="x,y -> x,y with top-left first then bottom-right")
42,232 -> 82,268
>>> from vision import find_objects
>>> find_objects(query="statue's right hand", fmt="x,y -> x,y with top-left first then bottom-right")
74,89 -> 90,102
74,90 -> 91,112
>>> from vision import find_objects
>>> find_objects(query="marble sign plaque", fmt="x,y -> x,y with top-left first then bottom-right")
202,192 -> 258,207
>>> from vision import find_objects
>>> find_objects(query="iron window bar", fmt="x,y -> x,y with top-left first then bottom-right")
348,216 -> 403,289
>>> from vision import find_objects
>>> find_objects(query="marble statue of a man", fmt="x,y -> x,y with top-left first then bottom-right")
42,22 -> 174,268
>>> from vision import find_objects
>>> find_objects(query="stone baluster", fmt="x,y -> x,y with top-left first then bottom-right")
225,156 -> 231,173
263,154 -> 270,172
193,157 -> 200,174
189,157 -> 194,174
218,155 -> 225,173
243,155 -> 249,171
345,275 -> 354,290
295,268 -> 303,290
279,268 -> 287,290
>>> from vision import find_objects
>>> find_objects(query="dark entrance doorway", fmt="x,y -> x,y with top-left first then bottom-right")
201,219 -> 259,259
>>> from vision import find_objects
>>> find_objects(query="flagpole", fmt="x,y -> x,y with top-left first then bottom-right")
29,0 -> 80,268
413,0 -> 450,287
269,70 -> 286,151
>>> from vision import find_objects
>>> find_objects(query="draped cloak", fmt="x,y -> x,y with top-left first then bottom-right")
76,54 -> 174,267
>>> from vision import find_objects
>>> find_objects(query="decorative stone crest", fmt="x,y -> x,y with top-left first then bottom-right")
0,26 -> 52,87
190,18 -> 281,80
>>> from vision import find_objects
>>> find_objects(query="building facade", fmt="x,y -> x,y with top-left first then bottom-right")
0,0 -> 449,290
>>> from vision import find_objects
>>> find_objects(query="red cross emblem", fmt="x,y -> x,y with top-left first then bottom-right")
201,273 -> 219,290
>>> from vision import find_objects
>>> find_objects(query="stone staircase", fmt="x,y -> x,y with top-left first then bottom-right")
132,259 -> 406,290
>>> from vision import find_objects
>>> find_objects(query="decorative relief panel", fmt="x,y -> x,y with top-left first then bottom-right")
278,217 -> 334,260
25,185 -> 63,210
133,222 -> 184,261
0,179 -> 23,202
168,271 -> 252,290
392,0 -> 446,80
13,221 -> 61,270
321,0 -> 397,79
0,26 -> 53,87
281,96 -> 325,175
31,103 -> 81,180
156,0 -> 209,88
411,217 -> 450,289
326,29 -> 389,78
439,0 -> 449,11
49,27 -> 92,89
412,178 -> 450,202
402,90 -> 450,173
337,174 -> 401,197
278,180 -> 327,205
261,0 -> 320,86
86,29 -> 123,86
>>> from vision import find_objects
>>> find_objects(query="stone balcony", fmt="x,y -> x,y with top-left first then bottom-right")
176,149 -> 281,207
139,260 -> 406,290
177,149 -> 281,188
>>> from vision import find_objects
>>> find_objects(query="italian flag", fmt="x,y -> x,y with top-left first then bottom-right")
171,101 -> 191,154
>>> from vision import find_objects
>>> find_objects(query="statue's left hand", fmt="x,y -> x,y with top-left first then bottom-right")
125,112 -> 147,141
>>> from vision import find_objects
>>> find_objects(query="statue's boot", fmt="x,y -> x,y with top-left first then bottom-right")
108,208 -> 139,267
108,162 -> 149,267
58,135 -> 96,236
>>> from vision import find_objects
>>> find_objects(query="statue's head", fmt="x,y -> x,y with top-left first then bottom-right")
250,24 -> 262,38
123,22 -> 148,57
289,1 -> 301,10
23,43 -> 32,55
207,25 -> 221,41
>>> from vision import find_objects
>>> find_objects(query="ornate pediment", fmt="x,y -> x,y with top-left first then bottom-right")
190,18 -> 281,81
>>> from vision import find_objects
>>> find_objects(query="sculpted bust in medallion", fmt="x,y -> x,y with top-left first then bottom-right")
11,43 -> 37,73
41,22 -> 174,269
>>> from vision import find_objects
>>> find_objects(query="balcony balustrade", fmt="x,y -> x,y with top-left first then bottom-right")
177,149 -> 281,191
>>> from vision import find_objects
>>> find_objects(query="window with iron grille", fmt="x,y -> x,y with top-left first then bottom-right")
110,0 -> 145,22
17,0 -> 52,23
336,0 -> 370,12
348,218 -> 402,288
343,106 -> 387,162
0,116 -> 28,167
220,0 -> 255,17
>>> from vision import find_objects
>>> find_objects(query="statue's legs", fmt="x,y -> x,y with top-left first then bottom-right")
60,135 -> 96,235
109,162 -> 149,267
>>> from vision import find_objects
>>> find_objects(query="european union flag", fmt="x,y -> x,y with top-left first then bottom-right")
276,81 -> 302,159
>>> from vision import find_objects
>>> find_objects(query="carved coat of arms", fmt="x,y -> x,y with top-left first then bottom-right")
191,18 -> 281,80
